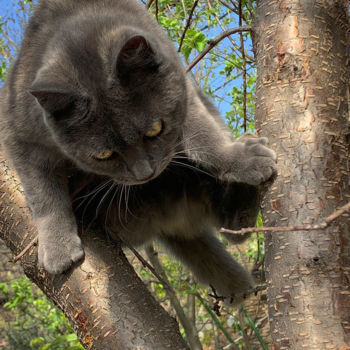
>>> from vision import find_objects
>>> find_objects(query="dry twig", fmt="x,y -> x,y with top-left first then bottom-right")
178,0 -> 199,53
146,0 -> 155,9
186,26 -> 252,72
238,0 -> 247,132
220,202 -> 350,236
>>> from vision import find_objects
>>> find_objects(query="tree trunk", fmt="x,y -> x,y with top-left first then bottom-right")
254,0 -> 350,349
0,149 -> 189,350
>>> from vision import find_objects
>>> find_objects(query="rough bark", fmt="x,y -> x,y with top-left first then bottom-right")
0,149 -> 189,350
254,0 -> 350,349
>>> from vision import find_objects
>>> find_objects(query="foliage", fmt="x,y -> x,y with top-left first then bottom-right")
147,0 -> 257,134
0,18 -> 8,82
0,276 -> 84,350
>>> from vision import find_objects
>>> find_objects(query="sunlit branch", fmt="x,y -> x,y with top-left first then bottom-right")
186,26 -> 252,72
220,202 -> 350,236
178,0 -> 199,53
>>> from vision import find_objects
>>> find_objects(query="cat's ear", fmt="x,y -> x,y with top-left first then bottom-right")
28,82 -> 76,120
116,35 -> 160,85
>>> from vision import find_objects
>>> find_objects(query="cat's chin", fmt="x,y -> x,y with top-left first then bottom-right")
113,171 -> 160,186
115,177 -> 155,186
113,160 -> 171,186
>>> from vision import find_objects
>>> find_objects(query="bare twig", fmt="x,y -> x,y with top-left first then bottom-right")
206,1 -> 254,65
124,242 -> 173,291
146,245 -> 203,350
178,0 -> 199,52
238,0 -> 248,132
186,26 -> 252,72
238,307 -> 252,350
155,0 -> 159,20
12,236 -> 38,263
146,0 -> 155,9
220,201 -> 350,236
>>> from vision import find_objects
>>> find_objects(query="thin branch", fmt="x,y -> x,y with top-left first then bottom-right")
222,0 -> 249,23
146,245 -> 203,350
238,0 -> 248,132
220,201 -> 350,236
12,236 -> 38,263
178,0 -> 199,52
186,26 -> 252,72
146,0 -> 155,9
324,202 -> 350,223
155,0 -> 159,20
218,0 -> 236,14
206,1 -> 254,64
124,242 -> 173,291
199,13 -> 229,32
238,307 -> 252,350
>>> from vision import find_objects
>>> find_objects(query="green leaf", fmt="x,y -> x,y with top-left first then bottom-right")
242,305 -> 268,350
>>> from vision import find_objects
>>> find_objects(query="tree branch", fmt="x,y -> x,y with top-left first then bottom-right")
0,148 -> 188,350
146,0 -> 154,9
178,0 -> 199,53
186,26 -> 252,72
238,0 -> 248,132
220,202 -> 350,236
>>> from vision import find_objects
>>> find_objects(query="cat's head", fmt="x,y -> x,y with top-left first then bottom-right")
29,26 -> 187,184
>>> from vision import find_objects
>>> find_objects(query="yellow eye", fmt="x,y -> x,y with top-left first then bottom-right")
94,150 -> 115,160
145,120 -> 163,138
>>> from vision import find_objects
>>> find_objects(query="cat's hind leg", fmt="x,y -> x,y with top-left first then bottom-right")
159,231 -> 254,303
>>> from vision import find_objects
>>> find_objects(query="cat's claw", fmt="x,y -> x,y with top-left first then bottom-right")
210,272 -> 255,306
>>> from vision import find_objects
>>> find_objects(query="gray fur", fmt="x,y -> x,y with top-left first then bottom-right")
0,0 -> 276,299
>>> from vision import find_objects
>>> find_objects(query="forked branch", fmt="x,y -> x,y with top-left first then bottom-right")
186,26 -> 252,72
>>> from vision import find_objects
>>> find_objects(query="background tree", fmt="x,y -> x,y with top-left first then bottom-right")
254,0 -> 350,348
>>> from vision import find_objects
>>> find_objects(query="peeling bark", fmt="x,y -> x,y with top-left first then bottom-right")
254,0 -> 350,349
0,149 -> 189,350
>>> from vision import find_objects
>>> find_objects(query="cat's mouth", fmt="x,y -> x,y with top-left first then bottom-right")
129,173 -> 157,185
113,174 -> 156,186
114,158 -> 171,186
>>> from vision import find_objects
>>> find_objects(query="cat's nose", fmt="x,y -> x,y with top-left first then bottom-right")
131,160 -> 155,181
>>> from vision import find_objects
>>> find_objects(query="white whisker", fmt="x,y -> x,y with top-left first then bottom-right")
81,180 -> 115,230
105,184 -> 120,231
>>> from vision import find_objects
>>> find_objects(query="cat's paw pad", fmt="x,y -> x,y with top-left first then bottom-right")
38,237 -> 84,274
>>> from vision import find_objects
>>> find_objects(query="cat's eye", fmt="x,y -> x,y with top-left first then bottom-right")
94,150 -> 118,161
145,120 -> 163,138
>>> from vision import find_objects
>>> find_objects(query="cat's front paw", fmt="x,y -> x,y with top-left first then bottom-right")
38,234 -> 84,274
222,136 -> 277,186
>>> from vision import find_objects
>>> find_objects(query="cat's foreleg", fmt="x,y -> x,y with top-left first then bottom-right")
183,82 -> 277,185
5,144 -> 83,274
159,232 -> 254,303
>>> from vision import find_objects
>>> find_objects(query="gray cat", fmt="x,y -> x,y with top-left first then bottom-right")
0,0 -> 276,300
